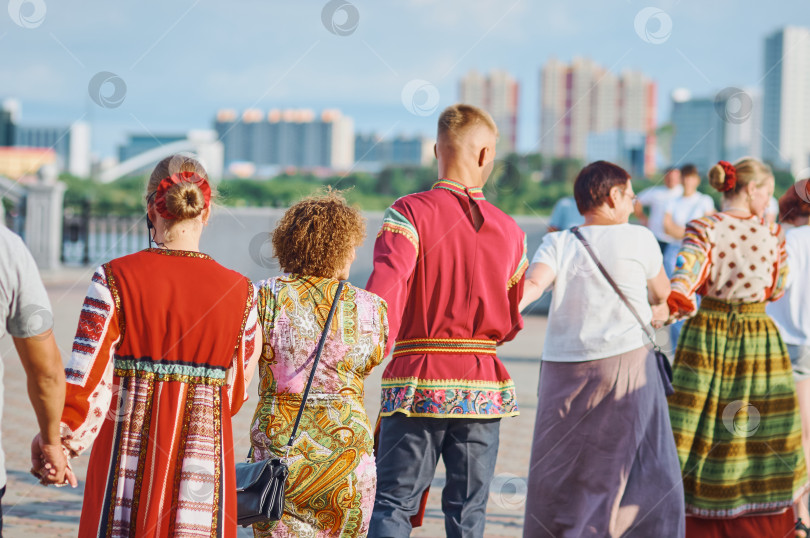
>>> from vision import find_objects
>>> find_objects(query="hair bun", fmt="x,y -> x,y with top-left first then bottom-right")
153,170 -> 211,220
165,181 -> 205,219
708,162 -> 738,192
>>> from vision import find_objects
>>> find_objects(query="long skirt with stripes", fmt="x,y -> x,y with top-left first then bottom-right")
668,296 -> 808,533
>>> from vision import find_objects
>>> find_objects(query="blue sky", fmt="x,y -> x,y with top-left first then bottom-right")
2,0 -> 808,158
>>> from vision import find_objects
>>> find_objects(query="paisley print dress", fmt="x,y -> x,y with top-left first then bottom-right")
250,275 -> 388,537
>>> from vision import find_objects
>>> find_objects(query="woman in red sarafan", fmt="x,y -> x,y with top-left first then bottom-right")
44,155 -> 261,537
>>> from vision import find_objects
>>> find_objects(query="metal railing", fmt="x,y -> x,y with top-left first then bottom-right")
62,206 -> 149,266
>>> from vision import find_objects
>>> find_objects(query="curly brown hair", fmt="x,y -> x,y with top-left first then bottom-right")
272,190 -> 366,278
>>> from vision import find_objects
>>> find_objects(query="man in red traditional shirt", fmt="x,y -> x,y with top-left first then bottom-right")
366,104 -> 527,538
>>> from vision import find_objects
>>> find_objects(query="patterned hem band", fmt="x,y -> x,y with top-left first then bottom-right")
392,337 -> 497,357
700,296 -> 766,314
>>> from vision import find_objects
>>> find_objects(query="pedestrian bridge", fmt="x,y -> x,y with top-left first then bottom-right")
97,130 -> 223,183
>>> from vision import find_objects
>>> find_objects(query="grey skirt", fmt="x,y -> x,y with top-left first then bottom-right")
523,347 -> 685,537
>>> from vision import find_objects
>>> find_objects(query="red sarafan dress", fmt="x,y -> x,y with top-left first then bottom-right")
60,248 -> 258,538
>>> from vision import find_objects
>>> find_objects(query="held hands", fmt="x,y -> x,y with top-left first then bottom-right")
30,433 -> 78,488
650,303 -> 670,329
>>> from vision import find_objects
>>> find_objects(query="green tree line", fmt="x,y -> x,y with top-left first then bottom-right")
57,154 -> 800,217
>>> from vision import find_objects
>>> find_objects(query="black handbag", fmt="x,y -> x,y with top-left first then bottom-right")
235,280 -> 346,527
571,227 -> 675,396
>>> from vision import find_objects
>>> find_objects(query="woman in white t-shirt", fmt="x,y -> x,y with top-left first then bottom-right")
518,160 -> 684,538
768,180 -> 810,529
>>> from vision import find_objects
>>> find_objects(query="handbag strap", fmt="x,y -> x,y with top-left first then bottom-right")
284,279 -> 345,448
570,226 -> 659,350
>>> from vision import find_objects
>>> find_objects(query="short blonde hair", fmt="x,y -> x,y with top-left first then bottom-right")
437,104 -> 498,142
272,190 -> 365,278
708,157 -> 773,196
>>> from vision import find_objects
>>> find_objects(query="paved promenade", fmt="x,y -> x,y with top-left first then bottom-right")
0,268 -> 547,537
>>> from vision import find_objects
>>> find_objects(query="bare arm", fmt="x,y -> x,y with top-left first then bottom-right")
633,200 -> 649,226
647,265 -> 670,305
244,329 -> 262,388
15,330 -> 64,447
16,330 -> 77,486
663,213 -> 685,240
647,266 -> 671,328
519,262 -> 556,312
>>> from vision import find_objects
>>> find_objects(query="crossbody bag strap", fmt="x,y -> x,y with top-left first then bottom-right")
284,279 -> 345,447
570,227 -> 659,350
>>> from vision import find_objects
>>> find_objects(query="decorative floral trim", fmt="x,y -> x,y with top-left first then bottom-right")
232,277 -> 256,357
685,496 -> 800,519
380,377 -> 518,417
169,383 -> 196,536
211,388 -> 223,536
144,247 -> 213,260
392,338 -> 497,358
114,357 -> 227,381
104,415 -> 124,538
103,263 -> 125,345
378,206 -> 419,251
432,178 -> 487,201
507,234 -> 528,290
128,377 -> 156,533
113,368 -> 227,387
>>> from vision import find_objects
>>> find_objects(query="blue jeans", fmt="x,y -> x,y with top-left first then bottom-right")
368,415 -> 501,538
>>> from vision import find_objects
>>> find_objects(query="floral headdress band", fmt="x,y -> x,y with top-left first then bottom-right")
153,171 -> 211,220
718,161 -> 737,192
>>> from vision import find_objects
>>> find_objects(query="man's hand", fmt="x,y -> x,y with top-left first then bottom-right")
30,433 -> 77,488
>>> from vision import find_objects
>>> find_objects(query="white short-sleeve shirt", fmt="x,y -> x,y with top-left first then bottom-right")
768,225 -> 810,345
532,224 -> 663,362
636,184 -> 683,243
665,193 -> 716,227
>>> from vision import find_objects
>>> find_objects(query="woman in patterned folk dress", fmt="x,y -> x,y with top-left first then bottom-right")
250,192 -> 388,537
666,158 -> 809,536
55,155 -> 262,537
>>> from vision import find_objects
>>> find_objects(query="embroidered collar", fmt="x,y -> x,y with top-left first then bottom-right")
432,178 -> 486,201
145,247 -> 213,260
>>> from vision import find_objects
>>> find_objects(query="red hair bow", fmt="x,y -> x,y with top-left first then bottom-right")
718,161 -> 737,192
153,171 -> 211,220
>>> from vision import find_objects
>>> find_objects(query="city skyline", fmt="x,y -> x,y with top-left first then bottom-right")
2,1 -> 809,165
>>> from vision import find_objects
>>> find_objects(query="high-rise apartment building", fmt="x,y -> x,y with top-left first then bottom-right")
354,133 -> 434,169
14,122 -> 91,178
540,58 -> 657,176
724,88 -> 762,163
0,100 -> 17,147
670,91 -> 727,173
763,26 -> 810,176
459,69 -> 519,155
214,108 -> 354,175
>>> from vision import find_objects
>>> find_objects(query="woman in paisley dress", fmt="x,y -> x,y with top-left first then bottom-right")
250,191 -> 388,537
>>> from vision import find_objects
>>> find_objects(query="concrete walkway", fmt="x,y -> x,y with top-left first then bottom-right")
0,268 -> 548,537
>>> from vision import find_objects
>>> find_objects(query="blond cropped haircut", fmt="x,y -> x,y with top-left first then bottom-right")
437,104 -> 498,142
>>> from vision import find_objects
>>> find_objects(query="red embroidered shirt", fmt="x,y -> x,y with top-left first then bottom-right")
366,179 -> 527,418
